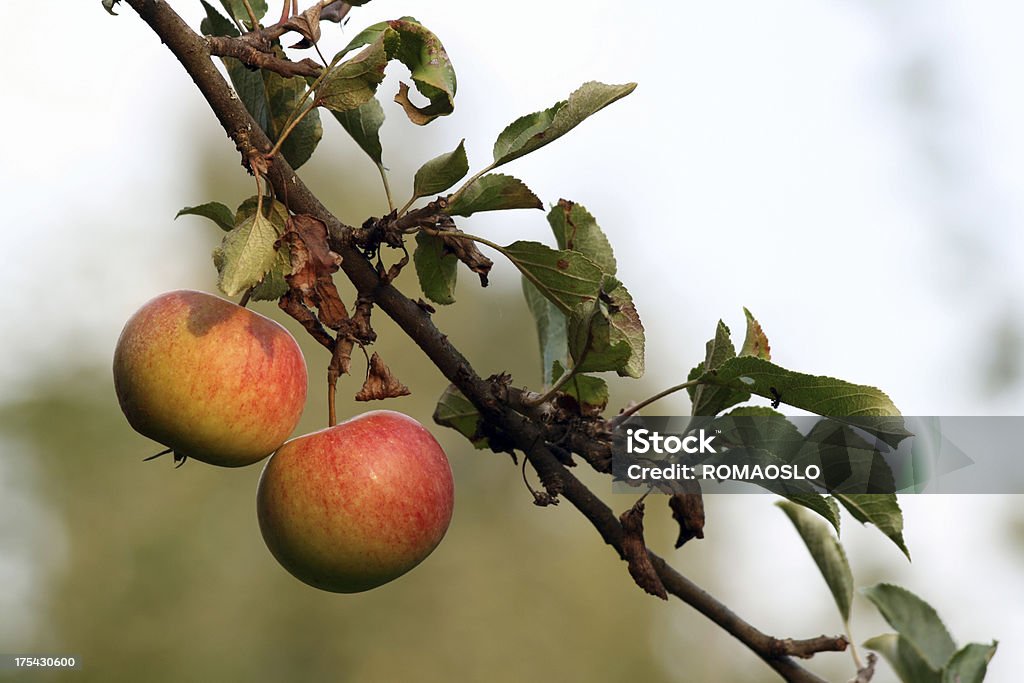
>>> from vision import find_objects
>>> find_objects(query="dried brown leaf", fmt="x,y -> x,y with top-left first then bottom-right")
395,81 -> 433,126
355,352 -> 411,401
436,229 -> 492,286
669,484 -> 705,548
620,501 -> 668,600
283,5 -> 322,47
283,215 -> 348,330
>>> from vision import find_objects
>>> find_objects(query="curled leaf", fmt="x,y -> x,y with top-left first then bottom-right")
619,502 -> 667,600
668,484 -> 705,548
317,29 -> 397,112
334,17 -> 457,125
283,5 -> 322,48
431,229 -> 493,287
355,353 -> 411,401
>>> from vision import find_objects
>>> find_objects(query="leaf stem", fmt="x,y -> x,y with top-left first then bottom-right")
609,379 -> 702,428
377,163 -> 395,213
421,227 -> 505,254
267,99 -> 318,160
844,620 -> 863,671
240,0 -> 260,30
523,359 -> 584,408
446,162 -> 495,208
397,195 -> 417,217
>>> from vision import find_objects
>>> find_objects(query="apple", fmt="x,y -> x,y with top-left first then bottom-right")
256,410 -> 455,593
113,289 -> 307,467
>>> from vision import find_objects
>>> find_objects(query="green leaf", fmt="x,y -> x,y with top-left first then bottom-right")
688,321 -> 749,416
715,408 -> 843,531
413,232 -> 458,305
568,298 -> 631,376
176,202 -> 234,232
413,140 -> 469,199
551,361 -> 608,412
447,174 -> 542,217
248,242 -> 291,302
798,421 -> 899,495
547,200 -> 616,274
700,449 -> 839,527
317,29 -> 398,113
502,241 -> 603,314
781,493 -> 842,536
566,279 -> 644,378
213,197 -> 288,297
942,643 -> 998,683
776,501 -> 854,621
522,278 -> 568,387
603,279 -> 644,378
235,197 -> 290,302
433,384 -> 488,449
334,18 -> 457,125
740,307 -> 771,360
102,0 -> 120,15
717,406 -> 805,458
492,81 -> 636,167
199,1 -> 239,37
865,634 -> 942,683
225,48 -> 323,169
218,0 -> 267,29
862,584 -> 957,670
699,356 -> 910,447
331,97 -> 385,166
833,493 -> 910,559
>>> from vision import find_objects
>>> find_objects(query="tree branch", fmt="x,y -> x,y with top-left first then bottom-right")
206,35 -> 322,78
122,3 -> 834,680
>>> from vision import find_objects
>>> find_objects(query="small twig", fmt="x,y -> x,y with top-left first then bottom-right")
238,288 -> 253,308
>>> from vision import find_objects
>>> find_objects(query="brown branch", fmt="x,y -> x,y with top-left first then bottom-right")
206,35 -> 322,78
770,635 -> 849,659
122,3 -> 833,680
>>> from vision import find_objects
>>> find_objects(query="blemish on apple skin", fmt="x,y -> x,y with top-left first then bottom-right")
181,291 -> 234,336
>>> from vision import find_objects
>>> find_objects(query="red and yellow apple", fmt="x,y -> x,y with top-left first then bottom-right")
113,289 -> 307,467
256,410 -> 455,593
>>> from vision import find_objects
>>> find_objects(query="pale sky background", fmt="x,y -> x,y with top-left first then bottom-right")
2,0 -> 1023,680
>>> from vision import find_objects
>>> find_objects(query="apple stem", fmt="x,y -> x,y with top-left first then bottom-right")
238,289 -> 253,308
327,376 -> 337,427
